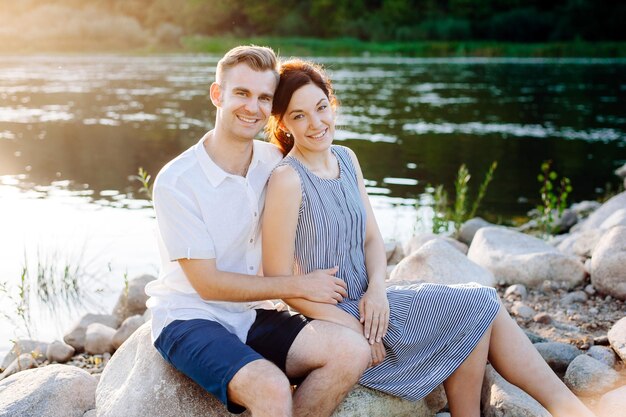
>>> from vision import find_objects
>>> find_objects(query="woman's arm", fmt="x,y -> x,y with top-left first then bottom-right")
262,164 -> 364,335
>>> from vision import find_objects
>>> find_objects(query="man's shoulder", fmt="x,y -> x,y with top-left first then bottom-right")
154,145 -> 198,190
254,140 -> 283,164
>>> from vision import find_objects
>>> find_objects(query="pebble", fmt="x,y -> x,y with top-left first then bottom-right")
511,302 -> 535,320
533,312 -> 553,324
504,284 -> 528,300
584,284 -> 596,295
561,291 -> 588,305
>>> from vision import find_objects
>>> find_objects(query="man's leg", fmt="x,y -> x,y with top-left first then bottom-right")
285,320 -> 371,417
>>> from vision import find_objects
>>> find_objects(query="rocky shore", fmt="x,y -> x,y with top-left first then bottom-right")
1,176 -> 625,416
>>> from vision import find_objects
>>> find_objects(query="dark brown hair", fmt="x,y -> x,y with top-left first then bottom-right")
267,59 -> 337,155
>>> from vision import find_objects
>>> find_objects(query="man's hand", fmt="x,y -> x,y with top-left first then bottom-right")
300,267 -> 347,304
370,340 -> 386,367
359,286 -> 389,344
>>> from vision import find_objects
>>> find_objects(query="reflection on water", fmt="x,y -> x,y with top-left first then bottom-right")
0,55 -> 625,354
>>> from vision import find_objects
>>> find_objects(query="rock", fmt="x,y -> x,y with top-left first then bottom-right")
64,314 -> 118,352
597,385 -> 626,417
556,229 -> 602,258
83,410 -> 97,417
511,302 -> 534,320
389,238 -> 495,287
584,284 -> 596,295
590,225 -> 626,300
0,353 -> 38,381
84,323 -> 116,355
600,208 -> 626,230
533,312 -> 552,324
616,163 -> 626,178
112,274 -> 155,325
1,340 -> 48,370
142,308 -> 152,323
458,217 -> 493,245
97,323 -> 444,417
586,346 -> 617,369
551,209 -> 578,234
578,191 -> 626,232
468,227 -> 586,288
570,200 -> 601,219
46,340 -> 75,363
564,354 -> 620,396
533,342 -> 582,374
560,291 -> 588,305
385,241 -> 405,265
0,364 -> 96,416
403,233 -> 468,256
525,331 -> 548,344
607,316 -> 626,362
504,284 -> 528,300
481,365 -> 550,417
112,315 -> 145,350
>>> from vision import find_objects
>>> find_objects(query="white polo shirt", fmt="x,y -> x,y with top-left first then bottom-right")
145,135 -> 283,343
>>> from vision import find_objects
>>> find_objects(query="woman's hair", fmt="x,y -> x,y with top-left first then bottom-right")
267,59 -> 337,155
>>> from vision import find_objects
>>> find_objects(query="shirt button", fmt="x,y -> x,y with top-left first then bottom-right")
249,266 -> 254,271
249,238 -> 254,243
254,212 -> 258,217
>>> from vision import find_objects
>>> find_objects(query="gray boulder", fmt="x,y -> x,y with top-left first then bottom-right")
564,355 -> 620,397
112,274 -> 155,325
46,340 -> 75,363
533,342 -> 582,374
577,191 -> 626,232
600,208 -> 626,230
84,323 -> 116,355
64,314 -> 118,352
590,225 -> 626,300
389,238 -> 495,287
0,364 -> 96,417
1,339 -> 48,370
468,227 -> 586,288
481,365 -> 550,417
96,323 -> 445,417
112,315 -> 145,350
458,217 -> 493,245
403,233 -> 468,256
570,201 -> 601,219
607,316 -> 626,362
597,385 -> 626,417
0,353 -> 38,381
556,229 -> 602,258
586,346 -> 617,369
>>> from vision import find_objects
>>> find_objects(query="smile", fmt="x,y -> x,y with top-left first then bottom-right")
309,128 -> 328,139
237,115 -> 259,124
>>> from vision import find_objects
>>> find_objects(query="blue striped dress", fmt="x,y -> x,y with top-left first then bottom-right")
279,145 -> 500,401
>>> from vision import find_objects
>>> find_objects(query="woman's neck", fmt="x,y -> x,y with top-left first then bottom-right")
291,145 -> 339,179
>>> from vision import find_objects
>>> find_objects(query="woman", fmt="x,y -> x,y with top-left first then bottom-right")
262,59 -> 595,417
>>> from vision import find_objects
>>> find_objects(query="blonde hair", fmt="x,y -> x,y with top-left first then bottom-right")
216,45 -> 279,85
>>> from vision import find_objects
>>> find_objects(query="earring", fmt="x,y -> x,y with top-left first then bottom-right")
285,132 -> 292,138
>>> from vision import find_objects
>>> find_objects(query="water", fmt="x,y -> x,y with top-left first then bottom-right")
0,55 -> 625,357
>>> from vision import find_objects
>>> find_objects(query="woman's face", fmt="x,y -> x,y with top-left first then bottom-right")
280,82 -> 335,154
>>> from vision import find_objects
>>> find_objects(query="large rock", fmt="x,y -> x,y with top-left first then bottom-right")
112,274 -> 155,325
600,208 -> 626,229
1,339 -> 48,370
467,227 -> 586,288
84,323 -> 116,355
586,346 -> 617,369
556,229 -> 602,258
46,340 -> 75,363
481,365 -> 550,417
0,353 -> 38,381
112,315 -> 144,350
458,217 -> 493,245
577,191 -> 626,232
403,233 -> 468,256
64,314 -> 118,352
533,342 -> 582,374
607,316 -> 626,362
389,238 -> 495,287
590,225 -> 626,300
598,385 -> 626,417
0,364 -> 97,417
563,355 -> 620,397
97,323 -> 445,417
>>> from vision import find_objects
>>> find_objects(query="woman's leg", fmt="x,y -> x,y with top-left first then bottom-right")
488,302 -> 596,417
443,325 -> 492,417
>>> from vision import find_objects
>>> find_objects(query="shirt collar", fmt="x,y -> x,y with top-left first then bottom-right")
194,134 -> 265,188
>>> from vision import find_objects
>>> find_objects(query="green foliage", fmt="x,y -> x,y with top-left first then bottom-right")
536,161 -> 572,237
428,161 -> 497,235
133,167 -> 153,200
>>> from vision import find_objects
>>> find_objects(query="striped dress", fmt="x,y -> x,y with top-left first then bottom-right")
279,145 -> 500,401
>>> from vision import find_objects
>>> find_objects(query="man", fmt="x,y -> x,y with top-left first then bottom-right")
145,46 -> 371,417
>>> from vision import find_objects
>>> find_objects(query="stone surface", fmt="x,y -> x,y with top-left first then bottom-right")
590,225 -> 626,300
597,385 -> 626,417
403,233 -> 468,256
64,314 -> 118,352
564,354 -> 620,397
481,365 -> 550,417
385,241 -> 405,265
570,200 -> 601,218
533,342 -> 582,374
0,364 -> 96,417
467,227 -> 586,288
97,323 -> 445,417
112,274 -> 155,325
83,410 -> 96,417
0,353 -> 38,381
556,229 -> 602,258
84,323 -> 116,355
458,217 -> 493,245
600,208 -> 626,230
586,346 -> 617,369
46,340 -> 75,363
607,316 -> 626,362
511,302 -> 534,320
112,315 -> 144,350
560,291 -> 588,305
533,312 -> 552,324
578,191 -> 626,232
1,339 -> 48,370
504,284 -> 527,300
389,238 -> 495,287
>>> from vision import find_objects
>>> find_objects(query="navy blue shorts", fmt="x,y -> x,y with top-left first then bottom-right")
154,309 -> 308,414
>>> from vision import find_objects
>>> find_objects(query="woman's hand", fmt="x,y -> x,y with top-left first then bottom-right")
359,286 -> 389,344
369,340 -> 386,367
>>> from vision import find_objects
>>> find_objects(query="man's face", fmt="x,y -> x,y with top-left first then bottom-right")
213,64 -> 277,142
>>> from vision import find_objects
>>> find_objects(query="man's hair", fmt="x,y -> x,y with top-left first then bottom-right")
216,45 -> 279,85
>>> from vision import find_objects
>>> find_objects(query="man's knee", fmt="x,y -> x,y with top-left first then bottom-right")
228,359 -> 292,411
333,330 -> 371,372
